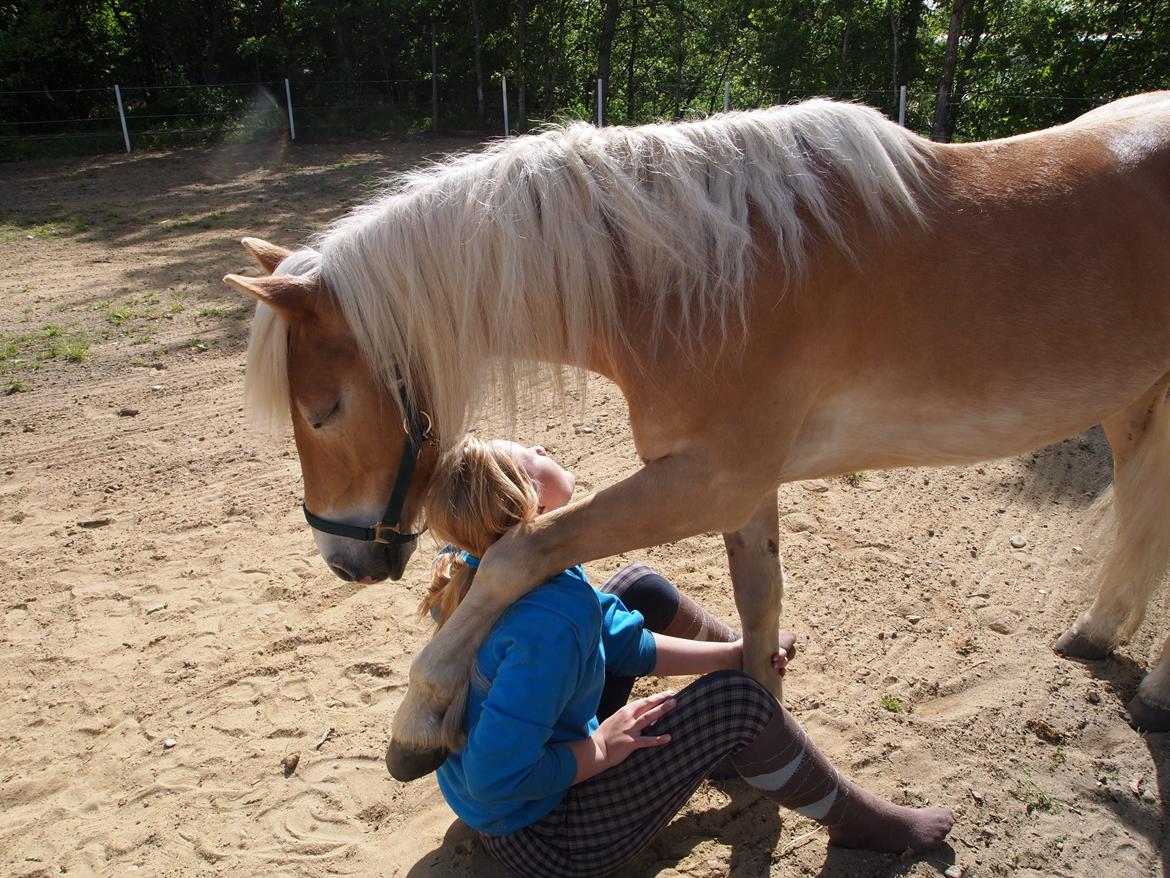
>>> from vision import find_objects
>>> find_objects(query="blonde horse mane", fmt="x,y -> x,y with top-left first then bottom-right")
246,99 -> 930,442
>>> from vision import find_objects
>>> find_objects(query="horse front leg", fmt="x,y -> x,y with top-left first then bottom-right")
387,449 -> 767,780
725,491 -> 784,699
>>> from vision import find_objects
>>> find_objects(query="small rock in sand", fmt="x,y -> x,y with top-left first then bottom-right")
977,607 -> 1019,635
1009,535 -> 1027,549
281,752 -> 300,776
944,866 -> 962,878
163,737 -> 177,750
781,512 -> 817,533
116,407 -> 139,417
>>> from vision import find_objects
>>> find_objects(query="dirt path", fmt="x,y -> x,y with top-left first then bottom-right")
1,138 -> 1166,878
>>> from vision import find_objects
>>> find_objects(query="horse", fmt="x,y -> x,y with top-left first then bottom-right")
225,93 -> 1170,779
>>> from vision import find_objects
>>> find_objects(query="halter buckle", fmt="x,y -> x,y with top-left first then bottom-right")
404,410 -> 435,442
372,522 -> 401,544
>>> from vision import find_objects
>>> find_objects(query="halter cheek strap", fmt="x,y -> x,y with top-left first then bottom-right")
301,369 -> 433,545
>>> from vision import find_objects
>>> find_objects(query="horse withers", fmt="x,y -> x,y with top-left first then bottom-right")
226,94 -> 1170,778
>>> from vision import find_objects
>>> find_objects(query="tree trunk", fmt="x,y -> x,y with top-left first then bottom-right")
471,0 -> 485,124
932,0 -> 968,142
888,0 -> 900,107
626,7 -> 640,122
517,0 -> 527,130
597,0 -> 620,125
949,0 -> 987,140
544,0 -> 567,116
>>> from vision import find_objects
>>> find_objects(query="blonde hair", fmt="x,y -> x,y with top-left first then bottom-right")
419,437 -> 540,627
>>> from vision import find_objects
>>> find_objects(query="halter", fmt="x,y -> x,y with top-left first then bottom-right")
302,371 -> 434,545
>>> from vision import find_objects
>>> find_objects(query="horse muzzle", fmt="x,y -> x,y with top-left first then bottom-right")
320,534 -> 418,583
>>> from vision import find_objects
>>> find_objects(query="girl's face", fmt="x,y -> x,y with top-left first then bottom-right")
492,440 -> 576,514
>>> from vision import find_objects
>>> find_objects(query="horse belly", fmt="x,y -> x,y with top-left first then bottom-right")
780,371 -> 1166,482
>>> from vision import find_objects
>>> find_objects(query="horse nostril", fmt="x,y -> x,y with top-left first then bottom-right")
328,560 -> 356,581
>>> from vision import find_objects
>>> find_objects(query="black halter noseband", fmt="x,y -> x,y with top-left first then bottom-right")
302,374 -> 433,545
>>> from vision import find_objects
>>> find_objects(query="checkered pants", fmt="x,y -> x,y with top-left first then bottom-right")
479,670 -> 777,878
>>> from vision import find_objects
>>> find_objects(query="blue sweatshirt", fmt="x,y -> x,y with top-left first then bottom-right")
436,565 -> 657,836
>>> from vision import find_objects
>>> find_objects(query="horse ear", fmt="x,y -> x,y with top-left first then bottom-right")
223,273 -> 317,321
241,237 -> 292,275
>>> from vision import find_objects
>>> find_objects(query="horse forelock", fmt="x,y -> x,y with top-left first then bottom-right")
243,248 -> 323,435
308,99 -> 930,446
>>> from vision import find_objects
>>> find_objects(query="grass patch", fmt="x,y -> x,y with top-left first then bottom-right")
5,378 -> 30,394
880,694 -> 905,713
176,210 -> 226,230
1012,781 -> 1060,814
1,325 -> 89,372
1,221 -> 64,242
50,334 -> 89,362
198,306 -> 229,318
106,306 -> 133,325
844,471 -> 868,487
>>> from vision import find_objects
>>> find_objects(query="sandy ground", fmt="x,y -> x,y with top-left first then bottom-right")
1,134 -> 1167,878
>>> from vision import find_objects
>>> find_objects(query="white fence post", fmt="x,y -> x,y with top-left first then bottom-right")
596,78 -> 604,126
284,78 -> 297,141
114,84 -> 131,154
502,75 -> 509,135
723,80 -> 731,112
898,84 -> 907,127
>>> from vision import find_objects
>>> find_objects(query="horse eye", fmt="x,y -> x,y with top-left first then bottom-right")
311,399 -> 342,429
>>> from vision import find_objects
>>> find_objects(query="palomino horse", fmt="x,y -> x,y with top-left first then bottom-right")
226,94 -> 1170,779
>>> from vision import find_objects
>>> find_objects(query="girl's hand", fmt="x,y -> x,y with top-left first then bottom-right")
728,639 -> 791,675
772,648 -> 789,675
594,691 -> 677,769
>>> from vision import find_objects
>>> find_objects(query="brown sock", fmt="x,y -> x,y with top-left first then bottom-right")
732,703 -> 954,853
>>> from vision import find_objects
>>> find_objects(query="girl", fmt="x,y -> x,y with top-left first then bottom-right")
419,437 -> 953,877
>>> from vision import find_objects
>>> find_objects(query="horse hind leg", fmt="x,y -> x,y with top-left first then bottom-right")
1129,635 -> 1170,731
1055,375 -> 1170,730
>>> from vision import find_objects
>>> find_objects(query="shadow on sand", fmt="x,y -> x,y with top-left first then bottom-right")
1057,651 -> 1170,878
403,779 -> 972,878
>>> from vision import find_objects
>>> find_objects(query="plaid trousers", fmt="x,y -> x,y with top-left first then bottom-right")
479,670 -> 776,878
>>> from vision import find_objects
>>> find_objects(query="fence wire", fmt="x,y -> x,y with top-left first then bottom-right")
0,77 -> 1119,160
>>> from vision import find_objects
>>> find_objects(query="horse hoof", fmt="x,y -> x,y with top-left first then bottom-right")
1053,628 -> 1111,660
1127,694 -> 1170,733
386,739 -> 448,781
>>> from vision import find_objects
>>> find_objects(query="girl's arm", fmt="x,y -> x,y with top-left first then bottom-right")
651,635 -> 790,677
651,633 -> 741,676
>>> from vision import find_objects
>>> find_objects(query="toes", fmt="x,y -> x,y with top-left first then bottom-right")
1127,693 -> 1170,733
778,631 -> 798,662
385,738 -> 449,781
1053,628 -> 1112,661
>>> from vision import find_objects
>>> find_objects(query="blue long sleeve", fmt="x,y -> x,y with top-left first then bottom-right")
597,590 -> 657,677
436,567 -> 609,834
461,605 -> 583,803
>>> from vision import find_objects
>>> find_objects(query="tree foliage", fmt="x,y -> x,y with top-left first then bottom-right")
2,0 -> 1168,148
